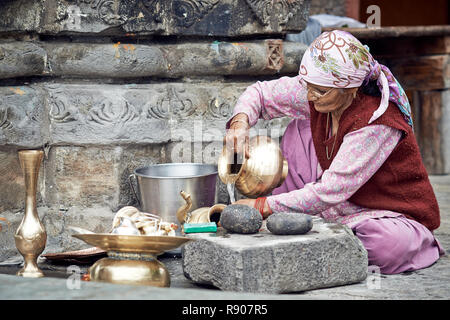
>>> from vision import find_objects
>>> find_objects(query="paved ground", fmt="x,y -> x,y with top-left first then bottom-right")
0,175 -> 449,300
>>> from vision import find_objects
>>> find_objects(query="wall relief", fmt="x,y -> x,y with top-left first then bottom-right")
88,98 -> 139,126
73,0 -> 220,28
0,107 -> 13,131
245,0 -> 303,26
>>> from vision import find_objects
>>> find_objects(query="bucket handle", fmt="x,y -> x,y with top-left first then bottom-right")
128,173 -> 141,207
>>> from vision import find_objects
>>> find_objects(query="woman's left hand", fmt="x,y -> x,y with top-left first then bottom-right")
233,198 -> 272,219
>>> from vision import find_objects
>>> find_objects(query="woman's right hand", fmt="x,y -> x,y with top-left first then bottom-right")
224,113 -> 250,159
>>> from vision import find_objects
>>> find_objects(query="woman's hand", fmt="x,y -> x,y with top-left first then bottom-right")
224,113 -> 250,159
233,198 -> 273,219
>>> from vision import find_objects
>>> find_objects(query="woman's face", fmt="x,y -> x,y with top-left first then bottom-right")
305,81 -> 355,114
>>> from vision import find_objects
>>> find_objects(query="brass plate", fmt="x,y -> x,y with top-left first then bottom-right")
42,247 -> 106,264
72,234 -> 191,255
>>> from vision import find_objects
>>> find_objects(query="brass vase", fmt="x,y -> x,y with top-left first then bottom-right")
15,150 -> 46,278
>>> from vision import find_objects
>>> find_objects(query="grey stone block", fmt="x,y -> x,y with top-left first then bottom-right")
0,85 -> 48,148
45,82 -> 250,146
182,217 -> 368,293
44,41 -> 306,79
0,0 -> 310,37
0,40 -> 306,80
0,42 -> 46,79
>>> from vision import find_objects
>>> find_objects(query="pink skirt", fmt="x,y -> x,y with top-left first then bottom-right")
351,215 -> 445,274
274,118 -> 445,274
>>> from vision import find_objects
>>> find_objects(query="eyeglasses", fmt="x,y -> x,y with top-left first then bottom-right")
307,85 -> 334,100
300,79 -> 334,100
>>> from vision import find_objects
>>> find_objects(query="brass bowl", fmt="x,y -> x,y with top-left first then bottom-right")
72,234 -> 191,255
89,256 -> 170,287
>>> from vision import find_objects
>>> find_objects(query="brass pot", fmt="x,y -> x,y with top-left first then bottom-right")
218,135 -> 288,198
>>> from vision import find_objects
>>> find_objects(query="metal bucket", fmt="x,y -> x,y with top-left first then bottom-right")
129,163 -> 218,227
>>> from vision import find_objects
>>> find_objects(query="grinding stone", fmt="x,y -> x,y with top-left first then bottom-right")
266,212 -> 313,235
219,204 -> 262,234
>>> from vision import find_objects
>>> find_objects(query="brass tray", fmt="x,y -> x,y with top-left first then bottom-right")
72,234 -> 191,255
42,247 -> 106,264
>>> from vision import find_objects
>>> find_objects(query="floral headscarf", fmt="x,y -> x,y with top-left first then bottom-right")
299,30 -> 413,127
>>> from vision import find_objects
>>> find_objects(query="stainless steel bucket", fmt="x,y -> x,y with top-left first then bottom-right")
129,163 -> 218,227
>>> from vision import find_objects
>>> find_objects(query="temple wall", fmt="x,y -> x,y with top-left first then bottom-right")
0,0 -> 310,258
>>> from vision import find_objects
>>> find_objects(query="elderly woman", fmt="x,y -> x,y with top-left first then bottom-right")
225,30 -> 445,274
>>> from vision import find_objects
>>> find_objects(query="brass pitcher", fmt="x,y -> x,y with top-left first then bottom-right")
176,190 -> 226,225
15,150 -> 47,278
218,135 -> 288,198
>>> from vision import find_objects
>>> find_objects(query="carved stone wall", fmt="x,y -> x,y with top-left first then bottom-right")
0,0 -> 310,258
0,0 -> 309,36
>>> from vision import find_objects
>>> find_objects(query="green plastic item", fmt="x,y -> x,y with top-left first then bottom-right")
183,222 -> 217,233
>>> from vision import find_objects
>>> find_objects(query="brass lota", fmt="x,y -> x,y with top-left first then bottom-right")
218,135 -> 288,198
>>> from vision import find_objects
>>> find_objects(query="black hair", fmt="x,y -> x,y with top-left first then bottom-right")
360,79 -> 381,97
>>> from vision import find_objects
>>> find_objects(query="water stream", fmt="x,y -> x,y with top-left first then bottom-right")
227,182 -> 236,204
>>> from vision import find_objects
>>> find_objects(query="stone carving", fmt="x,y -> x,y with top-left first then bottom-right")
147,87 -> 195,119
141,0 -> 164,22
0,107 -> 13,130
26,105 -> 46,124
171,88 -> 195,117
75,0 -> 127,26
88,99 -> 138,126
197,97 -> 233,119
146,88 -> 170,120
172,0 -> 220,28
266,39 -> 284,71
49,99 -> 77,123
245,0 -> 303,26
140,0 -> 219,28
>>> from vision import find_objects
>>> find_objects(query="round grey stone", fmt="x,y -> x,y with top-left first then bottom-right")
266,212 -> 313,235
219,204 -> 262,234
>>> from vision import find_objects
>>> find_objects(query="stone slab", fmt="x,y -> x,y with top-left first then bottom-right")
0,81 -> 256,147
0,85 -> 48,147
5,81 -> 267,147
0,40 -> 306,79
182,217 -> 368,293
0,0 -> 310,37
43,145 -> 166,210
44,40 -> 305,78
0,41 -> 46,79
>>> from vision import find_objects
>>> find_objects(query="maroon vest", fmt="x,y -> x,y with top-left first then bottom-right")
310,92 -> 440,231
